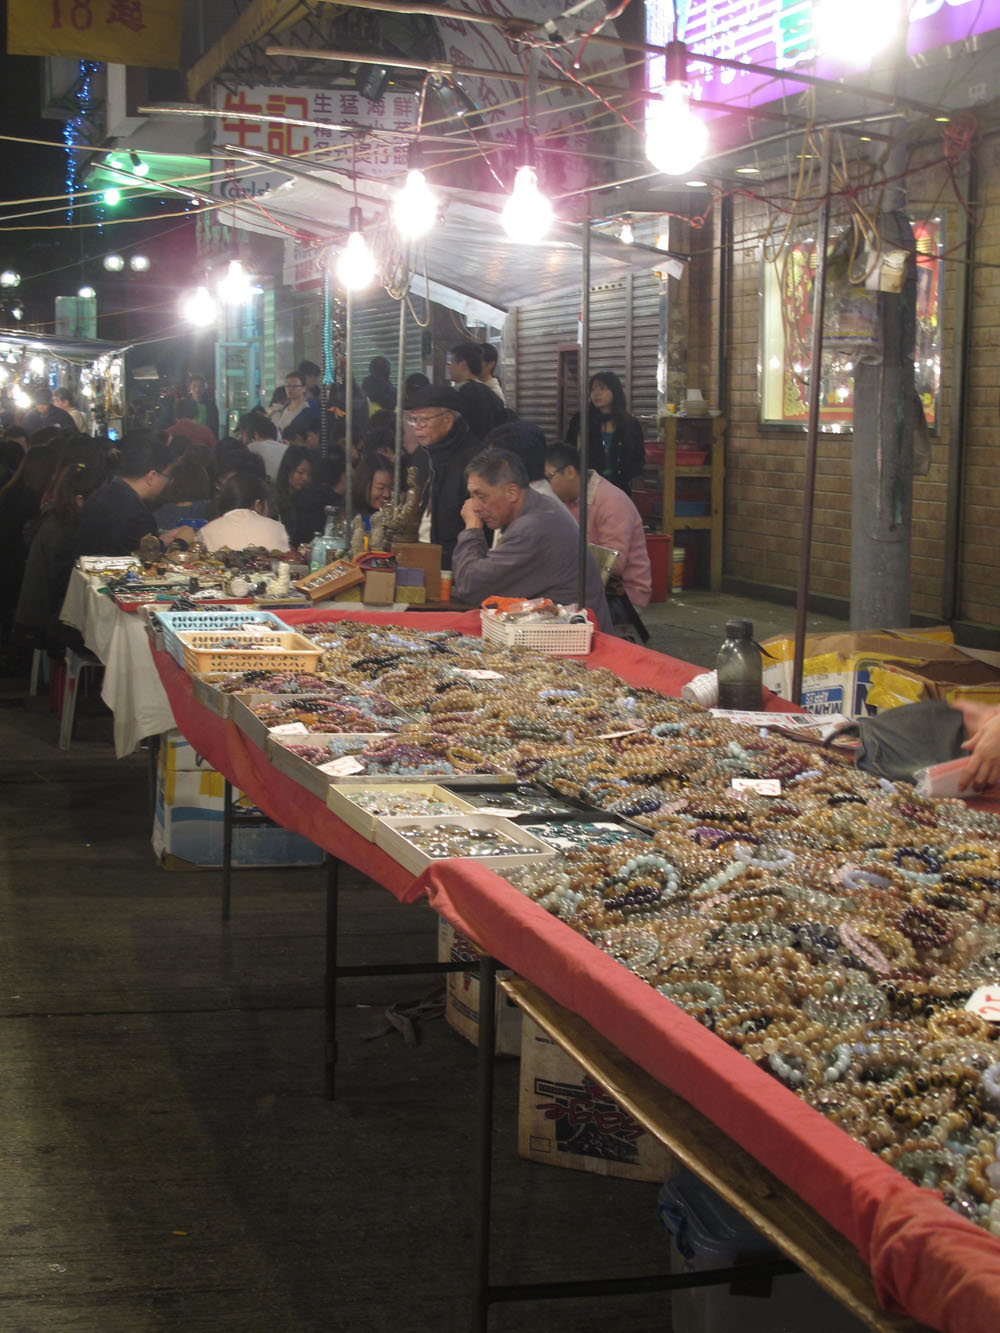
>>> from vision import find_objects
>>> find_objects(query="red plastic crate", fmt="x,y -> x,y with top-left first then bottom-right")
676,447 -> 708,466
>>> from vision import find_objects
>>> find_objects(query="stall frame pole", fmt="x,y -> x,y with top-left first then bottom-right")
576,213 -> 591,614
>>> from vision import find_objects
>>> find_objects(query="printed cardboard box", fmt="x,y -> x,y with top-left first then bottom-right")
436,918 -> 521,1056
761,627 -> 958,718
518,1015 -> 676,1182
153,729 -> 323,869
867,658 -> 1000,712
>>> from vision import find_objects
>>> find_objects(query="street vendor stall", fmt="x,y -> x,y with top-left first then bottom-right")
150,606 -> 1000,1333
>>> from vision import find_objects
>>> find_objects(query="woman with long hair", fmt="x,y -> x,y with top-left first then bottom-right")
275,445 -> 339,547
566,370 -> 646,496
0,444 -> 58,644
15,441 -> 105,657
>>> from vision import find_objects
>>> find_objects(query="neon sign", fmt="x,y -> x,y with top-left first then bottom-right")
647,0 -> 1000,109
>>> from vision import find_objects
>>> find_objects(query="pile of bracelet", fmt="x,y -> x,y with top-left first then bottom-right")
224,618 -> 1000,1230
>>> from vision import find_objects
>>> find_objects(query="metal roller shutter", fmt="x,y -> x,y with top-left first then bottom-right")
352,289 -> 425,388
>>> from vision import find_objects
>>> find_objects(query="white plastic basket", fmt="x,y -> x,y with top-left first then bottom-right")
480,610 -> 593,656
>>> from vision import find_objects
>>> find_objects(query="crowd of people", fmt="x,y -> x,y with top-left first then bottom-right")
0,343 -> 656,671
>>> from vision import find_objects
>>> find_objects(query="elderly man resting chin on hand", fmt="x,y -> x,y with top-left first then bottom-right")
451,447 -> 614,633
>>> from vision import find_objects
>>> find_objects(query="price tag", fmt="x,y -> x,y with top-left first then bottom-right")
320,756 -> 365,776
453,668 -> 504,680
269,722 -> 309,736
731,778 -> 782,795
965,985 -> 1000,1023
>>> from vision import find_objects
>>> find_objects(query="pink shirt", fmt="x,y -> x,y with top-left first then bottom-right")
565,472 -> 652,608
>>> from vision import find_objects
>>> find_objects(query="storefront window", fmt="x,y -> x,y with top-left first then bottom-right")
760,217 -> 942,431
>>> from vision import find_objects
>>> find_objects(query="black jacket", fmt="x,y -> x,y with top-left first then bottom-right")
455,380 -> 508,440
425,417 -> 482,568
15,511 -> 78,642
75,477 -> 158,556
567,406 -> 646,495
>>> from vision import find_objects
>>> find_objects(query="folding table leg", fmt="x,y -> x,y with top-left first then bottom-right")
471,955 -> 497,1332
221,778 -> 233,924
324,854 -> 340,1100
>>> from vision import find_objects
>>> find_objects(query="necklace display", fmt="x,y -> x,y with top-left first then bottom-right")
238,617 -> 1000,1232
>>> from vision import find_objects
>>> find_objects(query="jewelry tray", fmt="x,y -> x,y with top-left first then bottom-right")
327,782 -> 477,840
373,814 -> 555,876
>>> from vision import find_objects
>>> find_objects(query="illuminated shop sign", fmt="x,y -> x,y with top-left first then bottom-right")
646,0 -> 1000,109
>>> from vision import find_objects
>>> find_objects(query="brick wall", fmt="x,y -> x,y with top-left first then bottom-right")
690,138 -> 1000,629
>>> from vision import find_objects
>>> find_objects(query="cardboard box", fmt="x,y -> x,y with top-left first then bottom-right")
395,585 -> 427,604
518,1014 -> 676,1182
436,918 -> 521,1056
152,729 -> 323,869
761,627 -> 960,718
867,659 -> 1000,711
392,542 -> 441,600
363,570 -> 396,605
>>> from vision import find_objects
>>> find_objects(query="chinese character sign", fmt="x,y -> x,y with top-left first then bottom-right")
7,0 -> 182,69
213,85 -> 417,201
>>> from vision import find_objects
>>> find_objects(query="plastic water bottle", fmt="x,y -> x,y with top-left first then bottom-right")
309,530 -> 326,573
716,618 -> 762,710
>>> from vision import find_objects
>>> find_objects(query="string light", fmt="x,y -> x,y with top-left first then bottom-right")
63,60 -> 98,222
619,219 -> 634,245
128,151 -> 149,177
78,285 -> 96,299
645,42 -> 708,178
336,206 -> 376,290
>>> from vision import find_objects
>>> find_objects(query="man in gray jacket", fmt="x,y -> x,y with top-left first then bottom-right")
452,448 -> 613,632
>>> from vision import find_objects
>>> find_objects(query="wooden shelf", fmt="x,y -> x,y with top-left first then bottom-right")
660,415 -> 725,590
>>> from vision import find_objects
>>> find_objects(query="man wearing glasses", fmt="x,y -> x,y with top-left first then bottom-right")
404,384 -> 482,567
76,433 -> 193,555
543,444 -> 652,608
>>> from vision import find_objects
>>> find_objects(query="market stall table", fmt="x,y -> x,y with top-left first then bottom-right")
61,565 -> 175,757
152,609 -> 1000,1333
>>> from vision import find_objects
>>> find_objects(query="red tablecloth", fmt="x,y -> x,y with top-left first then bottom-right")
154,612 -> 1000,1333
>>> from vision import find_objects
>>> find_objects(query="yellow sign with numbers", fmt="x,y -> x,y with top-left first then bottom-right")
7,0 -> 182,69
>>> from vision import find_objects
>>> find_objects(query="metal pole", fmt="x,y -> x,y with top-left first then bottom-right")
576,213 -> 591,614
394,293 -> 407,508
471,954 -> 497,1332
344,287 -> 354,533
324,854 -> 340,1100
790,131 -> 833,708
221,778 -> 233,924
942,155 -> 973,623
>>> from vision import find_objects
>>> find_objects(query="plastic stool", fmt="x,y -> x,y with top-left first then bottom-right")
58,648 -> 103,750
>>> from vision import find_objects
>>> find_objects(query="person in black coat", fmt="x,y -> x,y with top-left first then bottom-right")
566,370 -> 646,496
447,342 -> 508,441
0,444 -> 58,643
405,383 -> 482,568
15,443 -> 105,656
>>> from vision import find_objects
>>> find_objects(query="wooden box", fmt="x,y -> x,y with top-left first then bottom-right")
294,559 -> 365,602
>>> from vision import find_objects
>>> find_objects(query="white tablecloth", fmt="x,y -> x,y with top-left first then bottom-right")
60,568 -> 175,757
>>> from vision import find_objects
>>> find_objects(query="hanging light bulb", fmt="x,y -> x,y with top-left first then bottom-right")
501,133 -> 553,245
128,151 -> 149,177
814,0 -> 900,67
336,206 -> 376,290
619,219 -> 634,245
217,259 -> 254,305
645,43 -> 709,178
0,270 -> 20,288
103,187 -> 121,206
78,285 -> 96,299
393,148 -> 438,240
129,255 -> 151,272
103,254 -> 125,272
181,286 -> 218,327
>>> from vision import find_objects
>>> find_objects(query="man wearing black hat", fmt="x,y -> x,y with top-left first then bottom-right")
405,383 -> 481,567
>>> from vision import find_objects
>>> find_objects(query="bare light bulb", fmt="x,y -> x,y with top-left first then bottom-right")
501,165 -> 553,244
182,286 -> 217,327
129,255 -> 151,272
336,229 -> 376,291
619,220 -> 634,245
393,168 -> 438,239
217,259 -> 253,305
78,286 -> 96,299
0,270 -> 20,288
103,254 -> 125,272
645,83 -> 709,177
814,0 -> 900,66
